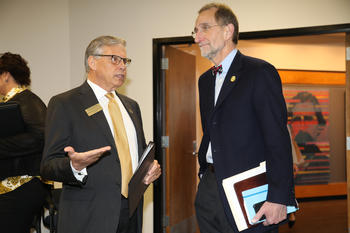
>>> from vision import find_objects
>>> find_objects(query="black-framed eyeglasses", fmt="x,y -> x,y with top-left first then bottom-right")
93,54 -> 132,67
191,24 -> 222,38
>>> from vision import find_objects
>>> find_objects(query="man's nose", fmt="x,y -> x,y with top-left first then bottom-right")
118,63 -> 127,71
194,32 -> 203,43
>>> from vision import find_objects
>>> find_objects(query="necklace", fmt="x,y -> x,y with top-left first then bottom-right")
2,86 -> 27,102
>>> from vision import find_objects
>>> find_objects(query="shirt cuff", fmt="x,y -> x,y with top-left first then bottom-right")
70,161 -> 87,182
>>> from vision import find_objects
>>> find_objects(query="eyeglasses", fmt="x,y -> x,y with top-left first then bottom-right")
93,54 -> 132,67
191,24 -> 222,38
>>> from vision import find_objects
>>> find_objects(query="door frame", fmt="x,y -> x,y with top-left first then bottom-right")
153,23 -> 350,233
152,36 -> 194,233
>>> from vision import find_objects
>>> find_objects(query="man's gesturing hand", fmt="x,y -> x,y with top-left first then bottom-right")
65,146 -> 111,171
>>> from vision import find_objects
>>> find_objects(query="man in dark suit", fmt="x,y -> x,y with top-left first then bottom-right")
192,3 -> 296,233
41,35 -> 161,233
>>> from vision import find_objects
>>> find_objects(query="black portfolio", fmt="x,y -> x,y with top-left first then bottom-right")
0,101 -> 25,137
128,141 -> 155,217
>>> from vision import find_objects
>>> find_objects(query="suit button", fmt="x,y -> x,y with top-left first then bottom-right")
213,121 -> 217,125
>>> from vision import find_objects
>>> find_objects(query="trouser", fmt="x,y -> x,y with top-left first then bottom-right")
116,195 -> 138,233
0,177 -> 49,233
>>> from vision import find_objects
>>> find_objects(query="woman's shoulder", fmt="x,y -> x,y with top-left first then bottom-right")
12,89 -> 46,108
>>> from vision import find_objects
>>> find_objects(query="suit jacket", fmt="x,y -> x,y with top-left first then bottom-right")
0,89 -> 46,180
41,81 -> 146,233
197,51 -> 296,232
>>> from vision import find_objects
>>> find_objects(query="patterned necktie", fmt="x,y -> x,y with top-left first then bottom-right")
211,64 -> 223,76
105,93 -> 132,197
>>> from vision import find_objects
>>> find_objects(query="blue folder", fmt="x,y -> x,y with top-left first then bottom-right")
242,184 -> 298,225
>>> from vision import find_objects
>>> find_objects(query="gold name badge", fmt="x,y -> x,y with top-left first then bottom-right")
230,76 -> 236,82
85,103 -> 102,116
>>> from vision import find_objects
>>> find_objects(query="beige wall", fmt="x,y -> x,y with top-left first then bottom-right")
1,0 -> 350,232
0,0 -> 71,102
238,33 -> 346,71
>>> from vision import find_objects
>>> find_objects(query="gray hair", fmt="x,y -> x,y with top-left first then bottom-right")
199,3 -> 239,44
84,35 -> 126,73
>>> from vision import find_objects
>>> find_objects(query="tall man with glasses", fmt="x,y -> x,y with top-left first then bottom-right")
193,3 -> 296,233
41,35 -> 161,233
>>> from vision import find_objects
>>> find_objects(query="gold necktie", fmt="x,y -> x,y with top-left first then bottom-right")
106,93 -> 132,197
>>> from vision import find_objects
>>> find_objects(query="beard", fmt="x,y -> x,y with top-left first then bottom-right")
199,43 -> 223,61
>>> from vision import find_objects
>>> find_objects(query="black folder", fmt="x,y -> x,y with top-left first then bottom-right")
0,101 -> 25,138
128,141 -> 155,217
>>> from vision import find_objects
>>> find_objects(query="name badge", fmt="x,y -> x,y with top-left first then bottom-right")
85,103 -> 102,116
230,76 -> 236,82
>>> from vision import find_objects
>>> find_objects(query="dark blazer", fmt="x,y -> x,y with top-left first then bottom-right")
197,51 -> 296,232
41,81 -> 146,233
0,89 -> 46,180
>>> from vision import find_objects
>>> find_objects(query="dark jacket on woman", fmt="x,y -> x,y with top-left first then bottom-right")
0,89 -> 46,180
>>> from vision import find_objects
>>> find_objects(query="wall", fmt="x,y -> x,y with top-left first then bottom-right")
238,33 -> 346,71
0,0 -> 70,102
68,0 -> 350,167
1,0 -> 350,232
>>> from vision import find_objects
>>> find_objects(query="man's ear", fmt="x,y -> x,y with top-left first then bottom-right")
224,23 -> 234,41
88,56 -> 96,71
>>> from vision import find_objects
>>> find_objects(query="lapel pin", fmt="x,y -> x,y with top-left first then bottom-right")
85,103 -> 102,116
230,76 -> 236,82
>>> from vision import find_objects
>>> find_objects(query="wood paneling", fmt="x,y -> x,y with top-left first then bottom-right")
280,198 -> 347,233
295,182 -> 347,198
279,70 -> 346,85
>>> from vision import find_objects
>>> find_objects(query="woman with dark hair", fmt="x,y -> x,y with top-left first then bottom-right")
0,52 -> 49,233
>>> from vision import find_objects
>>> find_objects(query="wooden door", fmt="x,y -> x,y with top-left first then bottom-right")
164,46 -> 198,233
345,32 -> 350,232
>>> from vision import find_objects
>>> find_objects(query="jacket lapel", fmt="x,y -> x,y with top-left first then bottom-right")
213,50 -> 243,112
78,81 -> 116,150
116,93 -> 139,133
202,70 -> 216,116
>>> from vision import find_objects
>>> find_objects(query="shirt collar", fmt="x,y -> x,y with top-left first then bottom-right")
219,48 -> 237,76
87,79 -> 116,101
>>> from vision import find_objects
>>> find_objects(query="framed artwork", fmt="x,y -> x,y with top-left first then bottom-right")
284,88 -> 330,185
280,70 -> 346,198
